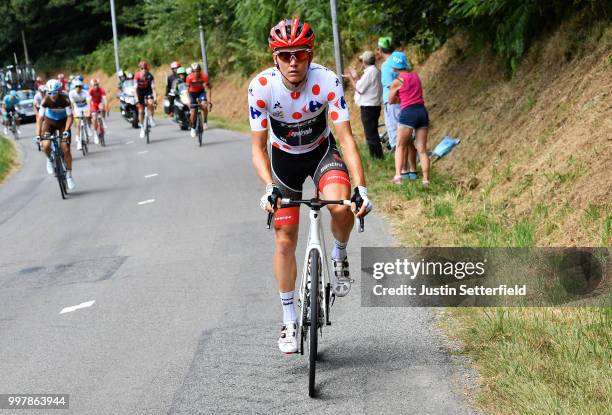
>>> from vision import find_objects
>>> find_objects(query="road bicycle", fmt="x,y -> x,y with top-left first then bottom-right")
266,192 -> 364,397
143,98 -> 154,144
41,131 -> 68,199
6,111 -> 19,140
93,111 -> 106,146
192,99 -> 208,147
76,116 -> 89,156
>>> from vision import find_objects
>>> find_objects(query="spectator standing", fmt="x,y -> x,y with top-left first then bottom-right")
346,50 -> 383,159
376,37 -> 401,153
388,51 -> 430,187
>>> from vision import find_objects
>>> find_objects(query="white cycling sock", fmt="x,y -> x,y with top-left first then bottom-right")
280,291 -> 297,323
332,240 -> 347,261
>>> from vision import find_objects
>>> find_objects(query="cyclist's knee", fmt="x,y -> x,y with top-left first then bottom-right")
275,228 -> 299,255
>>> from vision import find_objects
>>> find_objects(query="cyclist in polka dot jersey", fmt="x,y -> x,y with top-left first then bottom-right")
249,18 -> 373,354
248,62 -> 349,154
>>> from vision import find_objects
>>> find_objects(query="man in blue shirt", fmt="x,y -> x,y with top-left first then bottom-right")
377,36 -> 401,152
2,90 -> 21,136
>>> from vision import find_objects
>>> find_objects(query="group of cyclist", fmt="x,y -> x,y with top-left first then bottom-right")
27,73 -> 109,190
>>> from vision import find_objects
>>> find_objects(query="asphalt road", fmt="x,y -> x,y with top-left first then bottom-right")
0,116 -> 473,414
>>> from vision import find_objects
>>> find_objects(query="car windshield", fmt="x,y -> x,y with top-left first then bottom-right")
17,90 -> 35,100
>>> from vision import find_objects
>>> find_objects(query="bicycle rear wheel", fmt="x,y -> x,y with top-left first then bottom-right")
308,249 -> 320,397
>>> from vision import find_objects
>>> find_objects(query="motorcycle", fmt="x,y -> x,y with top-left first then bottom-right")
119,80 -> 139,129
165,83 -> 190,131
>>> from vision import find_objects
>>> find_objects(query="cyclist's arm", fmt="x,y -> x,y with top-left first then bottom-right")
251,130 -> 273,186
205,83 -> 212,105
102,95 -> 109,113
36,107 -> 44,136
333,121 -> 366,188
150,80 -> 157,101
64,106 -> 73,132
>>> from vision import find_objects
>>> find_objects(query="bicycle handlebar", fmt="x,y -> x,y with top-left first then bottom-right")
266,198 -> 365,233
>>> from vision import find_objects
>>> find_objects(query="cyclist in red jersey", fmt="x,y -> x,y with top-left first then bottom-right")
185,62 -> 212,137
134,60 -> 157,138
87,78 -> 108,144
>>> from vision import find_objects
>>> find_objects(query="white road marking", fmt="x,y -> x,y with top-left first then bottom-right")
126,140 -> 134,145
138,150 -> 149,154
60,300 -> 95,315
144,173 -> 158,179
138,199 -> 156,205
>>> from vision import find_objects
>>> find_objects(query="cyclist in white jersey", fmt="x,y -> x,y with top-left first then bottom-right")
69,80 -> 90,150
249,18 -> 373,354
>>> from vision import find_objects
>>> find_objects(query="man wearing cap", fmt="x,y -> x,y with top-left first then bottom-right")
376,36 -> 401,153
346,50 -> 383,159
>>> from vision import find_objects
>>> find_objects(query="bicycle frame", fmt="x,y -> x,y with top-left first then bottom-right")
297,200 -> 332,331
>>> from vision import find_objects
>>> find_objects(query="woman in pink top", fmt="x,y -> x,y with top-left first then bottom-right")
388,51 -> 430,187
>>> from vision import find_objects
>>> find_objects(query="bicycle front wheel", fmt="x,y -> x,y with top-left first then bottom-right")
55,155 -> 66,199
308,249 -> 320,397
197,112 -> 203,147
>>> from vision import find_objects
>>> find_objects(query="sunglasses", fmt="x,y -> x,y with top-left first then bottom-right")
274,49 -> 311,63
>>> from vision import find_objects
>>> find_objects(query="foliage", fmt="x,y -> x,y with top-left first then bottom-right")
2,0 -> 609,76
0,0 -> 142,71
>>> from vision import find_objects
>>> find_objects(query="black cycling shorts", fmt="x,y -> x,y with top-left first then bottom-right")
271,134 -> 351,226
136,88 -> 153,106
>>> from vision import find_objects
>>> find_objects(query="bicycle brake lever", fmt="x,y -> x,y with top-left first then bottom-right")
358,217 -> 364,233
266,212 -> 274,229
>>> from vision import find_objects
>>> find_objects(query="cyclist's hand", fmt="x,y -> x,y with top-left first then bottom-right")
351,186 -> 373,218
260,183 -> 282,213
34,135 -> 40,143
62,131 -> 71,139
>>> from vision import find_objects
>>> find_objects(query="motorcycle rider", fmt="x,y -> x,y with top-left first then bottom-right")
117,69 -> 126,92
170,67 -> 189,128
165,61 -> 181,115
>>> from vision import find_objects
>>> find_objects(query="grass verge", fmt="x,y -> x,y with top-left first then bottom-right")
442,308 -> 611,414
0,136 -> 18,183
359,144 -> 611,414
208,115 -> 250,134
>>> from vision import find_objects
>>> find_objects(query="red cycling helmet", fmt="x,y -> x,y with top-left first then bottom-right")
138,60 -> 149,70
90,78 -> 100,86
170,61 -> 180,70
268,18 -> 315,50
